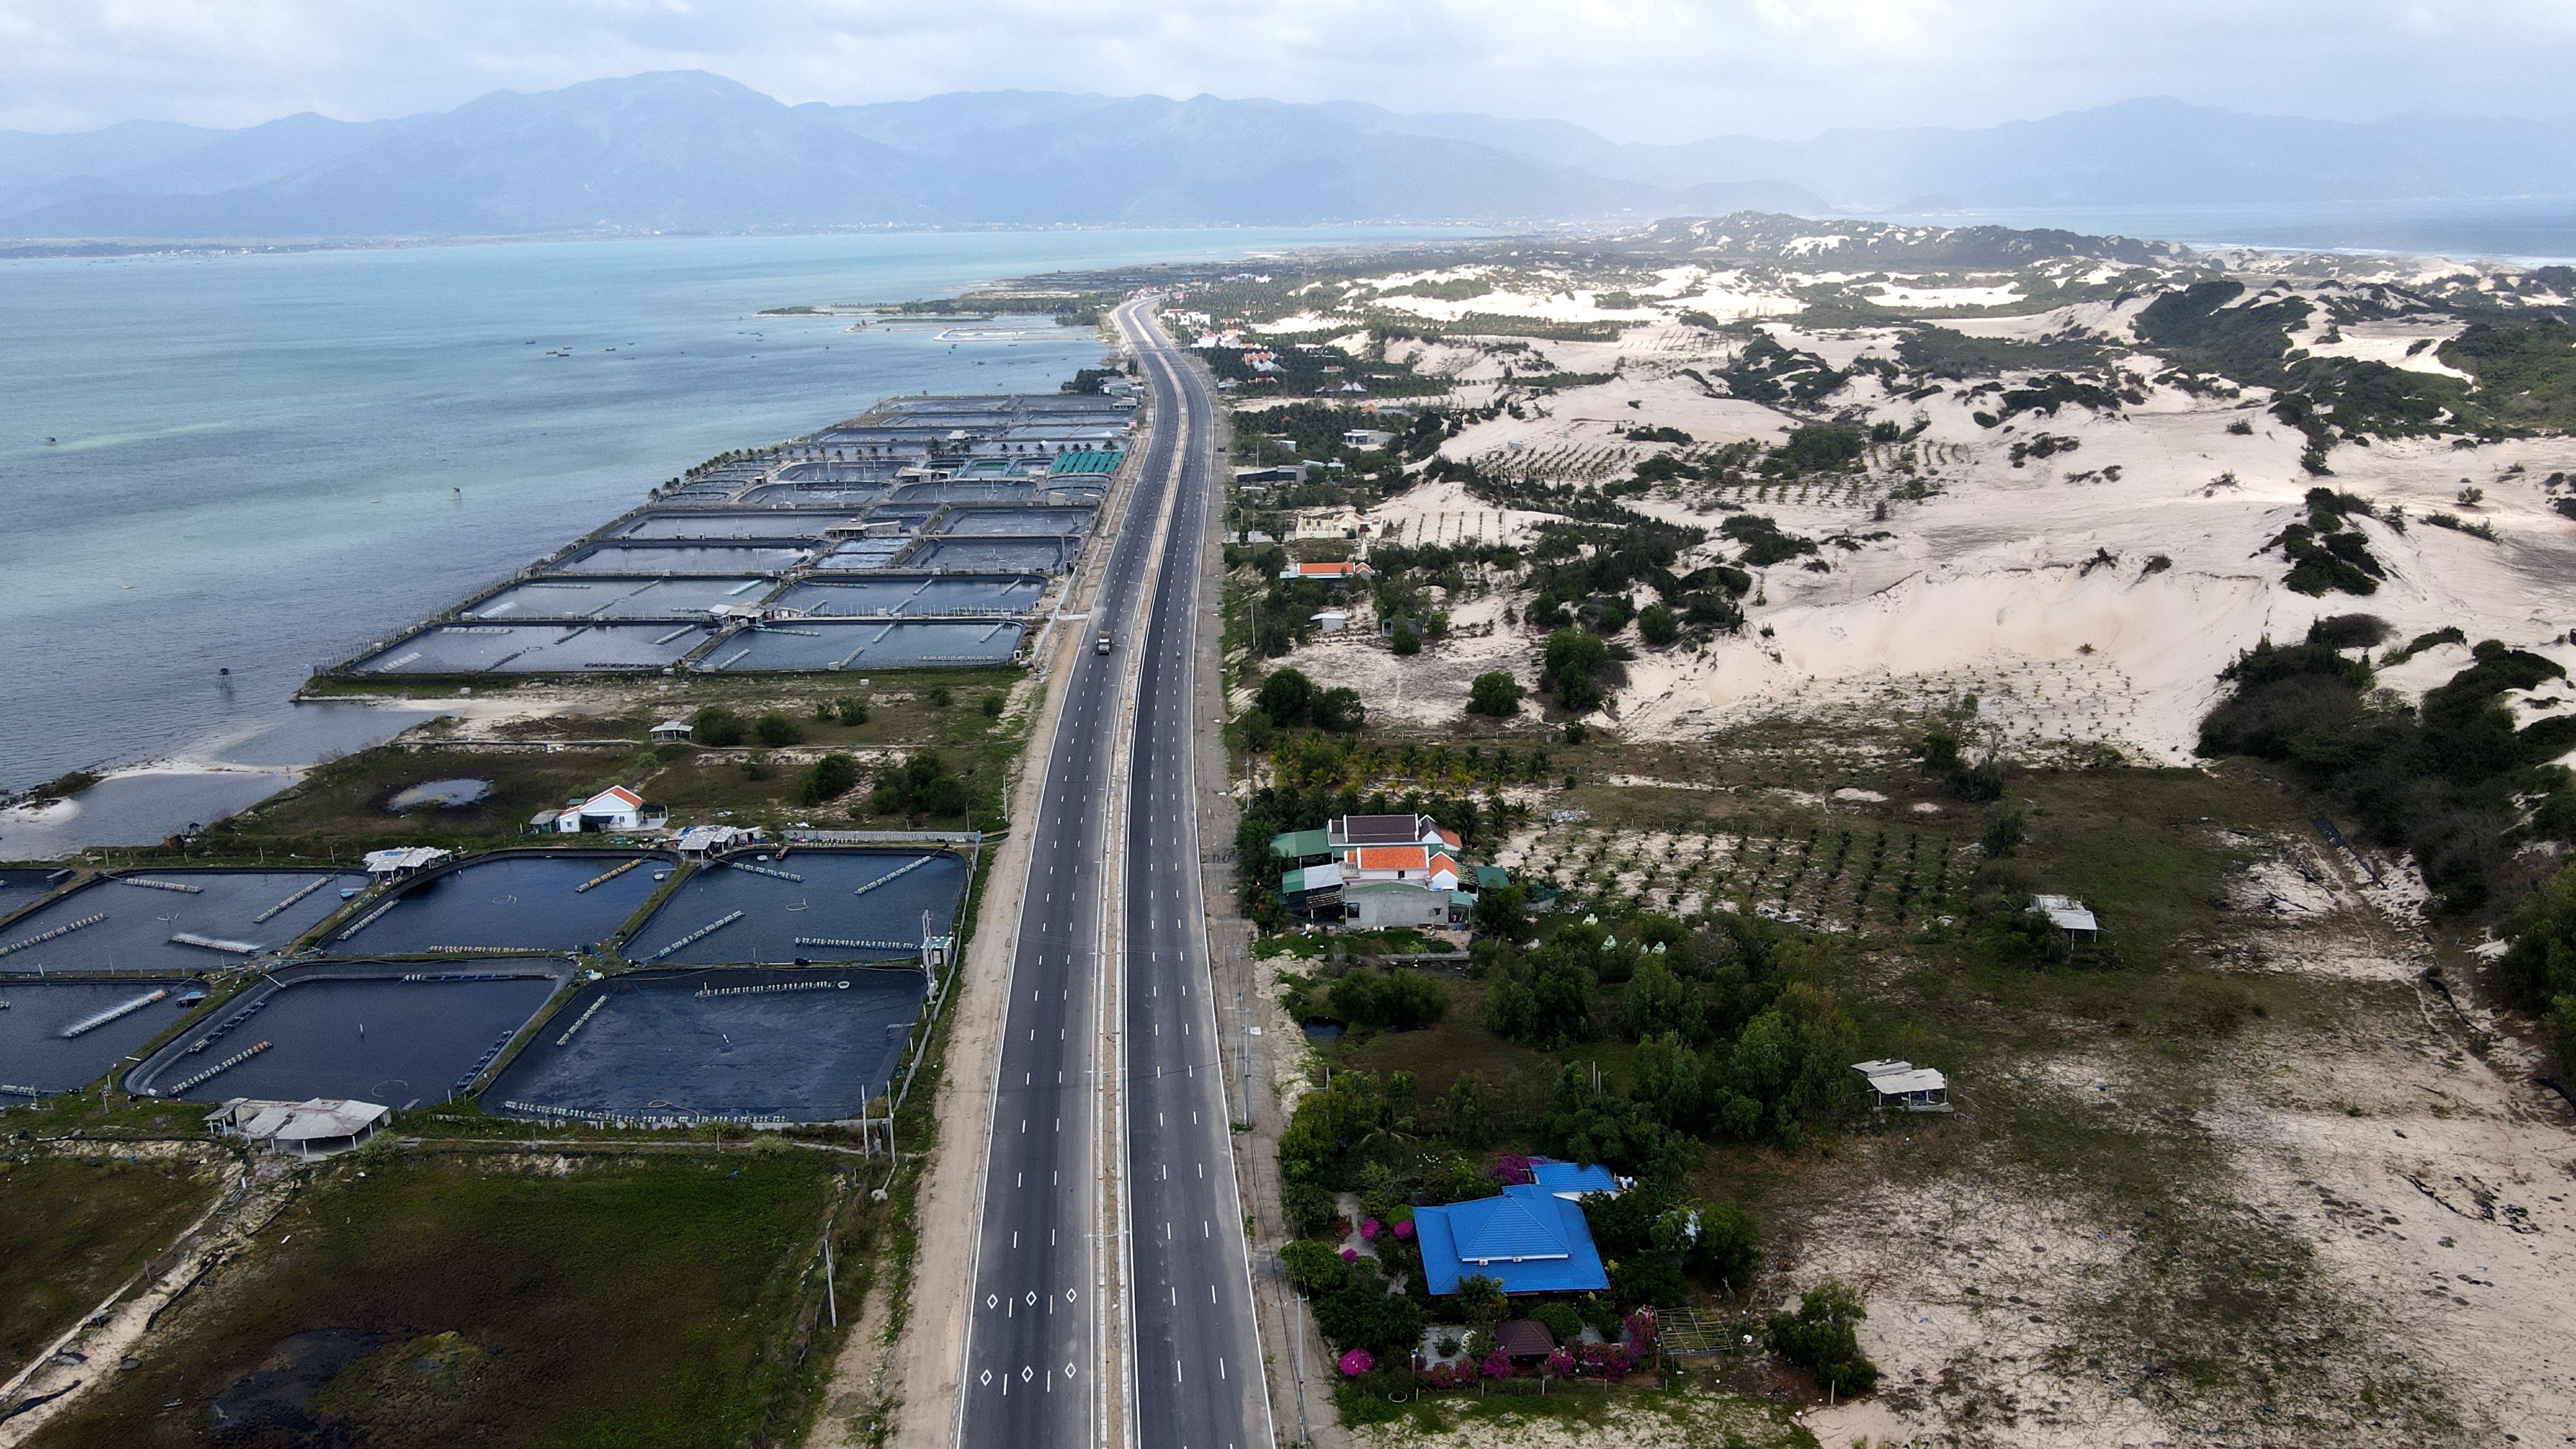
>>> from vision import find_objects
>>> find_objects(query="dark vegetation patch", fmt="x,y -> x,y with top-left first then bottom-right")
1,1151 -> 225,1370
2267,488 -> 2388,597
1895,325 -> 2110,379
2131,278 -> 2575,448
1971,374 -> 2130,428
32,1151 -> 843,1449
1718,334 -> 1845,406
1197,341 -> 1449,398
1719,514 -> 1820,567
2198,627 -> 2576,911
1762,425 -> 1866,475
2438,317 -> 2576,430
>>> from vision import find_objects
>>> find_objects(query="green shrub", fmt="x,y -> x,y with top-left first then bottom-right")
1466,672 -> 1524,717
1980,800 -> 2026,859
1541,628 -> 1613,712
980,692 -> 1006,718
1256,668 -> 1316,726
927,685 -> 952,708
751,712 -> 804,747
870,750 -> 969,819
1638,603 -> 1679,647
690,706 -> 745,747
1281,1238 -> 1353,1297
1283,1182 -> 1340,1238
835,698 -> 871,726
1454,1274 -> 1508,1327
1390,623 -> 1421,656
799,753 -> 860,806
1766,1279 -> 1879,1396
1323,968 -> 1448,1032
1530,1302 -> 1582,1343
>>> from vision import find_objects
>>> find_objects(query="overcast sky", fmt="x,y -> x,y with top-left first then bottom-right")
5,0 -> 2573,140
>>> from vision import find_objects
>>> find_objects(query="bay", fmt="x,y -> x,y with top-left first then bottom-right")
0,227 -> 1464,822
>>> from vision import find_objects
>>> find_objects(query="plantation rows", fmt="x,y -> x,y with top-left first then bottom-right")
1469,443 -> 1642,486
1494,820 -> 1972,933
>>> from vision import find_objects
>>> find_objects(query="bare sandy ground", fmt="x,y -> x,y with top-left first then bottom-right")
1265,267 -> 2576,762
1780,850 -> 2576,1448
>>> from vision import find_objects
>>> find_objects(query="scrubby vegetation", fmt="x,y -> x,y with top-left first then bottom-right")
2198,624 -> 2576,909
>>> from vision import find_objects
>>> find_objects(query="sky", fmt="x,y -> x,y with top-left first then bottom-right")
4,0 -> 2573,140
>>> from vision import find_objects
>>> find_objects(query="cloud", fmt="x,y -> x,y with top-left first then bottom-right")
3,0 -> 2572,138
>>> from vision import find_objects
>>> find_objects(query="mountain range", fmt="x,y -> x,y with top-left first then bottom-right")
1,72 -> 2570,240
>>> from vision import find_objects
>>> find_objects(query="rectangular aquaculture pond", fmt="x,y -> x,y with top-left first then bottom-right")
936,506 -> 1095,536
907,536 -> 1076,573
350,622 -> 715,674
626,848 -> 968,965
0,978 -> 205,1096
328,852 -> 671,956
770,575 -> 1046,618
486,966 -> 926,1124
124,961 -> 565,1108
460,576 -> 777,621
0,867 -> 75,925
737,483 -> 891,507
694,620 -> 1023,671
612,510 -> 860,541
547,542 -> 815,575
886,480 -> 1039,506
811,538 -> 918,571
0,869 -> 366,975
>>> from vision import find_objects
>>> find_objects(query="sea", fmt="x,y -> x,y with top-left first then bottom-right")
0,227 -> 1471,854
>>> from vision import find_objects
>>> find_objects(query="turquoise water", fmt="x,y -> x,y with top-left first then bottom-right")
0,228 -> 1461,802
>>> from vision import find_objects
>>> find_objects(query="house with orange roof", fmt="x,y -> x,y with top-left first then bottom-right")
555,785 -> 661,834
1278,560 -> 1372,582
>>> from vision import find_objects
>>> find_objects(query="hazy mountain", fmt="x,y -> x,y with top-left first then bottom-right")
1,75 -> 2567,241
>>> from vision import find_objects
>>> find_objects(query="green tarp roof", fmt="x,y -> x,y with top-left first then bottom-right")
1270,828 -> 1330,859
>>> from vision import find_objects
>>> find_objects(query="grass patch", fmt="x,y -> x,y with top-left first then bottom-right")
1337,1381 -> 1807,1442
33,1150 -> 845,1449
0,1150 -> 226,1367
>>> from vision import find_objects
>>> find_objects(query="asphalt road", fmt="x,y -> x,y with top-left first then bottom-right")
957,299 -> 1265,1449
1119,312 -> 1270,1449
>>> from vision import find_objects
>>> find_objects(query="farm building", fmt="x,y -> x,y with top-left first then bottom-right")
1853,1059 -> 1953,1112
2029,893 -> 2099,940
212,1098 -> 392,1158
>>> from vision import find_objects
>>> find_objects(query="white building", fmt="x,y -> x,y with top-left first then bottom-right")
361,846 -> 450,881
212,1097 -> 392,1157
1852,1059 -> 1953,1112
674,824 -> 761,859
558,786 -> 653,833
2029,893 -> 2100,938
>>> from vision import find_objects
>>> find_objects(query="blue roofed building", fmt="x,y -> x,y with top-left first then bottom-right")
1413,1182 -> 1610,1296
1528,1158 -> 1628,1198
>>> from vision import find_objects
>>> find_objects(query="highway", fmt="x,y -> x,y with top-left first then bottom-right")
955,298 -> 1268,1449
1117,308 -> 1271,1449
